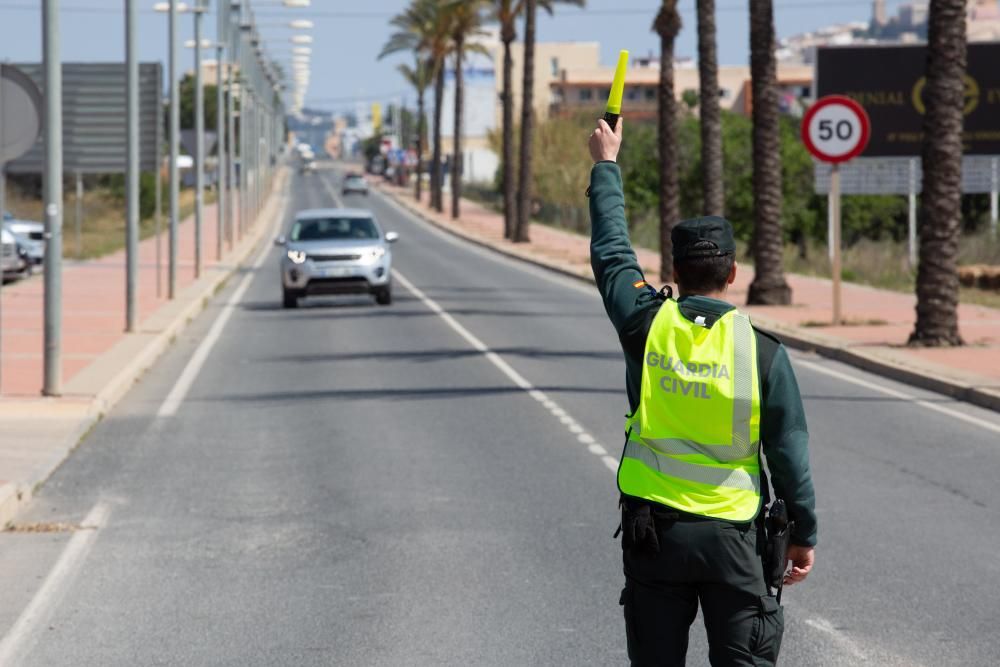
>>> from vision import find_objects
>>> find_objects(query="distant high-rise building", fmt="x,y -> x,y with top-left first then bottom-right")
872,0 -> 888,26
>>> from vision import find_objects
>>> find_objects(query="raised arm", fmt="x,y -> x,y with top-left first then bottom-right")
588,119 -> 660,335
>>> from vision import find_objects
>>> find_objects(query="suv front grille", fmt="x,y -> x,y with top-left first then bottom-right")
310,253 -> 362,262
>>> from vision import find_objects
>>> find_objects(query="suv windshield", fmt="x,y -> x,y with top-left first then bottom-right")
291,217 -> 379,241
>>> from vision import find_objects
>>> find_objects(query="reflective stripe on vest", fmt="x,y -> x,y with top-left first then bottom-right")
619,299 -> 762,521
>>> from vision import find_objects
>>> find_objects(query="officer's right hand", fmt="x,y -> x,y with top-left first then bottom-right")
784,545 -> 815,586
589,117 -> 622,163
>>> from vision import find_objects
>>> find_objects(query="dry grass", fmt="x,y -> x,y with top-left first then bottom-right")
6,186 -> 216,260
782,234 -> 1000,309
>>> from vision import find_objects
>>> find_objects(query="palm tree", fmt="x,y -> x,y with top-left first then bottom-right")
747,0 -> 791,305
446,1 -> 487,219
397,58 -> 432,203
654,0 -> 681,282
430,59 -> 447,211
494,0 -> 583,239
697,0 -> 723,217
379,0 -> 451,212
496,0 -> 523,240
910,0 -> 966,346
513,0 -> 537,242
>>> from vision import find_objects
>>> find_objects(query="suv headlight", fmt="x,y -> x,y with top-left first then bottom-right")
286,249 -> 307,264
364,247 -> 386,263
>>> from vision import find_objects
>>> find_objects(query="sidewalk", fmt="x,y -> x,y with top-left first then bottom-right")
3,200 -> 231,397
0,170 -> 288,526
379,181 -> 1000,413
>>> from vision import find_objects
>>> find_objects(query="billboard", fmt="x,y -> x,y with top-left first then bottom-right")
816,43 -> 1000,156
7,63 -> 163,174
813,155 -> 998,195
441,51 -> 497,140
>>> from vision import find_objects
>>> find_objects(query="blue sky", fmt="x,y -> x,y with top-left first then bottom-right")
0,0 -> 892,113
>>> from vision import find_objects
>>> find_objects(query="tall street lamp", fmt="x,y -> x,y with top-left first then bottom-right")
153,0 -> 184,299
42,0 -> 63,395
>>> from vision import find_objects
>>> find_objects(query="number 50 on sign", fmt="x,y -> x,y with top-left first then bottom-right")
802,95 -> 870,164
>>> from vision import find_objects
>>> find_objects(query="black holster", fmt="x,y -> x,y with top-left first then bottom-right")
616,499 -> 671,554
764,500 -> 795,598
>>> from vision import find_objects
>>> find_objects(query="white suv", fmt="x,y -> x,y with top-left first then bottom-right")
277,208 -> 398,308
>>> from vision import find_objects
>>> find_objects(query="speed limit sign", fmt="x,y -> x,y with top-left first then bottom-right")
801,95 -> 870,163
801,95 -> 871,326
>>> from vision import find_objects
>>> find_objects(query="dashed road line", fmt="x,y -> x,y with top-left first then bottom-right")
364,166 -> 1000,438
393,269 -> 618,476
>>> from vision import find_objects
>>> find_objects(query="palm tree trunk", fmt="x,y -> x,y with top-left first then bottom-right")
747,0 -> 791,305
697,0 -> 724,217
514,0 -> 536,243
431,62 -> 445,212
502,32 -> 516,239
452,35 -> 464,219
656,1 -> 682,282
415,89 -> 425,203
909,0 -> 966,346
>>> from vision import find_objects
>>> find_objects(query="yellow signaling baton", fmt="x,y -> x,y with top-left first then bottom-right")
603,50 -> 629,130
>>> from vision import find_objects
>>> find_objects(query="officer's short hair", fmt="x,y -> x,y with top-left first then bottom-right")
674,241 -> 735,293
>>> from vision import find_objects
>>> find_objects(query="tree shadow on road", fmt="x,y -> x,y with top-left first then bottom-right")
259,347 -> 622,365
201,384 -> 622,404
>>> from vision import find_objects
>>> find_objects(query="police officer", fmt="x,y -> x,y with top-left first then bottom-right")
588,117 -> 817,666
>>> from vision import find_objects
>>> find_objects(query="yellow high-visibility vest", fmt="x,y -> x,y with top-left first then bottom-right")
619,299 -> 763,521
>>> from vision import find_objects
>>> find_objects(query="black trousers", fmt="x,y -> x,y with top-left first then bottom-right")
620,504 -> 784,666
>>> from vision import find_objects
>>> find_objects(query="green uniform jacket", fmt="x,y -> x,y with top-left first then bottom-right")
589,161 -> 817,547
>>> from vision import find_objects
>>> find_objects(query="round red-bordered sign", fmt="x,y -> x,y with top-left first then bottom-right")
801,95 -> 870,164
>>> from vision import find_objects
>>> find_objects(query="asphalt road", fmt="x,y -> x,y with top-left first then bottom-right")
2,162 -> 1000,666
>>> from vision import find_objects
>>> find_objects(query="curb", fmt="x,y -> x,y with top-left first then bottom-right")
0,482 -> 29,529
380,185 -> 1000,414
0,168 -> 289,527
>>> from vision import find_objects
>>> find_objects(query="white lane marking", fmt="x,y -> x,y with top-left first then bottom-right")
803,617 -> 870,662
0,502 -> 111,666
157,190 -> 288,417
795,357 -> 1000,436
393,269 -> 617,474
368,171 -> 1000,436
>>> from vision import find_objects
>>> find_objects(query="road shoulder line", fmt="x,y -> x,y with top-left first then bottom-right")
0,501 -> 111,665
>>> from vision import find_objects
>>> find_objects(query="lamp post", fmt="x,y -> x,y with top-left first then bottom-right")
214,0 -> 230,256
152,1 -> 185,299
186,36 -> 227,261
126,0 -> 139,332
42,0 -> 63,396
216,40 -> 227,257
192,0 -> 206,279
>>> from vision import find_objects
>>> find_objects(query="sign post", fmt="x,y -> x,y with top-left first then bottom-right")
802,95 -> 871,326
992,157 -> 998,239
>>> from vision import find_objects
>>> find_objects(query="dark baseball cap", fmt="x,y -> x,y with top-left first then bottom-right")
671,216 -> 736,261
